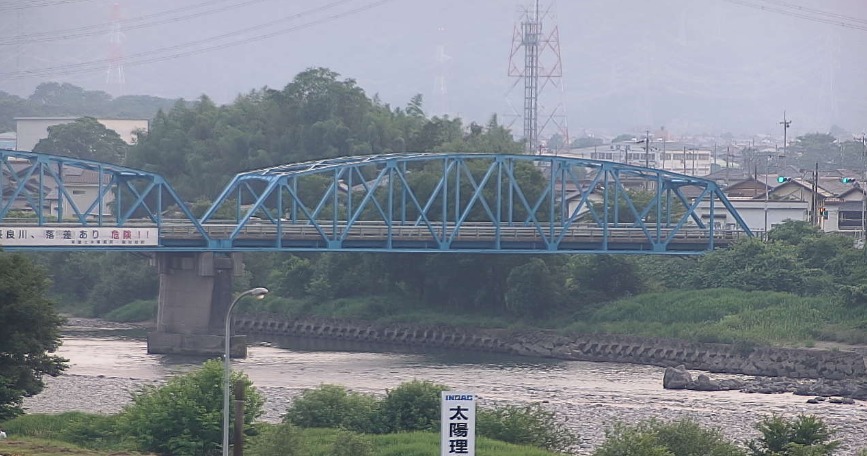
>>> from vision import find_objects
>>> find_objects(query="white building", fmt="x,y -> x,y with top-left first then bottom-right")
696,198 -> 809,233
563,140 -> 716,177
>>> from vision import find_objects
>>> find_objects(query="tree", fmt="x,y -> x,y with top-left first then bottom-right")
594,418 -> 743,456
789,133 -> 841,170
282,384 -> 377,433
505,258 -> 560,318
117,359 -> 264,456
0,253 -> 67,420
688,238 -> 809,295
477,403 -> 579,453
567,255 -> 646,302
571,136 -> 604,148
376,380 -> 448,433
768,220 -> 822,246
747,414 -> 839,456
33,117 -> 129,164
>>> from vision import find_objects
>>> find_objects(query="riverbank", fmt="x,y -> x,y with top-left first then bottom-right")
25,325 -> 867,455
234,314 -> 867,380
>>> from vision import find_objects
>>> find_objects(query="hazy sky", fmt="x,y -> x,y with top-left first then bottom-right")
1,0 -> 865,139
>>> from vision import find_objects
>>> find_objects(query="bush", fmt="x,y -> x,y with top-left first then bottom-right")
594,418 -> 744,456
477,403 -> 579,453
247,422 -> 303,456
747,414 -> 839,456
57,413 -> 120,449
116,359 -> 264,456
377,380 -> 448,434
330,430 -> 373,456
283,384 -> 377,433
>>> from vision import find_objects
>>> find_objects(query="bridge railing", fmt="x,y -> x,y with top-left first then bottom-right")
166,221 -> 750,242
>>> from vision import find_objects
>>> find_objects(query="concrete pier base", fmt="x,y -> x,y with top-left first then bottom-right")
147,252 -> 248,357
147,333 -> 248,358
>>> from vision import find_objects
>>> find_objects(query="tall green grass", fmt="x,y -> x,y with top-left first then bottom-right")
261,427 -> 560,456
240,294 -> 517,329
1,412 -> 121,450
564,288 -> 867,346
3,415 -> 559,456
103,299 -> 156,323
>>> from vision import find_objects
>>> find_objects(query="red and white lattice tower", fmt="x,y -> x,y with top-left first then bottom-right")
507,0 -> 568,154
106,2 -> 126,87
433,26 -> 451,118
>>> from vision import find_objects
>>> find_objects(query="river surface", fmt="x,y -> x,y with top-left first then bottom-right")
23,321 -> 867,454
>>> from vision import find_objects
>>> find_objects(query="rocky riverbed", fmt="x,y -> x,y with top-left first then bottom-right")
664,365 -> 867,401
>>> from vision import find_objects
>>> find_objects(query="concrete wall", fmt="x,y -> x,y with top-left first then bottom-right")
234,316 -> 866,380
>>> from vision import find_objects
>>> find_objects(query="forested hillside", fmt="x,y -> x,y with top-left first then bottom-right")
0,82 -> 179,133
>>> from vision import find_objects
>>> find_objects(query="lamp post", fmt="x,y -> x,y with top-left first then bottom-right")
764,160 -> 769,237
223,287 -> 269,456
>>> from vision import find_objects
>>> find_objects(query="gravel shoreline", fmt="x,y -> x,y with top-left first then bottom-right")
25,319 -> 867,455
24,362 -> 867,454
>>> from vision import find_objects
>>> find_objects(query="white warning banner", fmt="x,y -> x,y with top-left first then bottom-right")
0,226 -> 158,247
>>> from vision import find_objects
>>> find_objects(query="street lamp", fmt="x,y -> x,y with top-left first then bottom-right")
764,155 -> 770,237
223,287 -> 269,456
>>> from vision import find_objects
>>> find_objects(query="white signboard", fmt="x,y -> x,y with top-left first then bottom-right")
0,226 -> 158,247
441,391 -> 476,456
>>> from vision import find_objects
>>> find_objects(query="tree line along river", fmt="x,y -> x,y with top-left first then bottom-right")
22,321 -> 867,455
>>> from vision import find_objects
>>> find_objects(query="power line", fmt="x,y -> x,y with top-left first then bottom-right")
721,0 -> 867,32
754,0 -> 867,25
0,0 -> 358,77
0,0 -> 95,12
0,0 -> 394,80
0,0 -> 275,46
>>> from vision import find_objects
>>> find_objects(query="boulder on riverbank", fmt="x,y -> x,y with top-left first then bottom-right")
663,366 -> 867,403
663,366 -> 745,391
663,365 -> 692,389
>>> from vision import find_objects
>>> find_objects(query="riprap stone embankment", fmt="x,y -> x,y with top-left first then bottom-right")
235,315 -> 866,380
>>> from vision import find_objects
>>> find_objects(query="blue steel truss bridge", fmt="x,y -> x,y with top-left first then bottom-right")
0,150 -> 752,255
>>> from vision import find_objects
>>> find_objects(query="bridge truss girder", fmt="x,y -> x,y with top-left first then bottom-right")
0,149 -> 207,249
203,153 -> 752,254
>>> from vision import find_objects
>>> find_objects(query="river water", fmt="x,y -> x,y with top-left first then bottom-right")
23,321 -> 867,454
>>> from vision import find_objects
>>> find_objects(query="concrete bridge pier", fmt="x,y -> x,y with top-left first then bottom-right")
147,252 -> 248,357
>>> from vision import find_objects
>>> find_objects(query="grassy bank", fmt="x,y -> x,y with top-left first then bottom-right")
99,287 -> 867,348
564,288 -> 867,346
236,288 -> 867,348
0,414 -> 559,456
0,437 -> 141,456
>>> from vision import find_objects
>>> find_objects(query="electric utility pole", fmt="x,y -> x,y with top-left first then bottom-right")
780,111 -> 792,159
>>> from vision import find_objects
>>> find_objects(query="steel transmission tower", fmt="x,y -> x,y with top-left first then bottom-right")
507,0 -> 568,154
106,2 -> 126,87
433,27 -> 451,118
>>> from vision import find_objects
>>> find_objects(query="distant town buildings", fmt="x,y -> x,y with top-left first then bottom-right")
564,140 -> 717,177
561,132 -> 867,237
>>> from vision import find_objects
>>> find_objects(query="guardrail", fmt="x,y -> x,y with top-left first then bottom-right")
0,219 -> 749,242
176,222 -> 748,243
